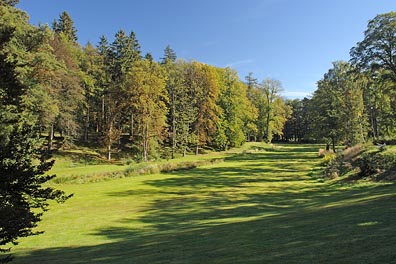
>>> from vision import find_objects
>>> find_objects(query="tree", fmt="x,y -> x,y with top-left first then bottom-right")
0,0 -> 19,6
216,68 -> 254,149
0,4 -> 71,261
259,78 -> 283,142
283,98 -> 311,142
52,11 -> 78,42
79,42 -> 102,142
126,59 -> 168,162
49,32 -> 84,147
350,12 -> 396,80
171,60 -> 198,157
161,45 -> 177,64
310,61 -> 366,150
186,62 -> 220,154
245,72 -> 258,100
363,70 -> 396,139
99,30 -> 142,160
161,46 -> 179,158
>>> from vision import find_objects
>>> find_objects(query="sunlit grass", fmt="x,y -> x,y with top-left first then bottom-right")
11,143 -> 396,263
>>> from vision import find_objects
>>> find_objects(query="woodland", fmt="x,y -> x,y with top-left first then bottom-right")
1,0 -> 396,262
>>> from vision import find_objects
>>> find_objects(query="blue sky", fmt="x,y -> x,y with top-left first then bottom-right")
18,0 -> 396,98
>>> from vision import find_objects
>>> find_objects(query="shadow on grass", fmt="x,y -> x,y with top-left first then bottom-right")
13,145 -> 396,264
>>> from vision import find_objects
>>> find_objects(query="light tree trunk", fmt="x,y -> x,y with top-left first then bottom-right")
48,124 -> 54,151
101,96 -> 105,134
130,113 -> 134,138
84,105 -> 90,143
171,92 -> 176,159
106,122 -> 113,161
143,122 -> 149,162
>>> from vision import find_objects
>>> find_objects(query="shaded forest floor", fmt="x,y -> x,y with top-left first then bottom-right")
11,143 -> 396,263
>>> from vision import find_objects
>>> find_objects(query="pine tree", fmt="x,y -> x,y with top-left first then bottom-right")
52,11 -> 78,42
161,45 -> 177,64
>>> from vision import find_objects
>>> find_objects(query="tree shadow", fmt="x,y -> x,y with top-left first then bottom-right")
12,145 -> 396,263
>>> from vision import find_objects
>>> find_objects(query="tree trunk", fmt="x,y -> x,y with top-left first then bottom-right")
331,137 -> 336,153
130,113 -> 134,138
84,105 -> 90,143
265,110 -> 270,143
106,122 -> 112,161
171,92 -> 176,159
195,144 -> 199,155
48,124 -> 54,151
107,143 -> 111,161
143,122 -> 149,162
101,95 -> 105,134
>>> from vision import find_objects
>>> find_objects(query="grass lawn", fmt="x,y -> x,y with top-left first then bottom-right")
11,143 -> 396,263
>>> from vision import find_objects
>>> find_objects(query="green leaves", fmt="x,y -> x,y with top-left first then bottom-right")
350,12 -> 396,79
0,5 -> 71,259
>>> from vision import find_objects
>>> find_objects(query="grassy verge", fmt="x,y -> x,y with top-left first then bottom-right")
10,143 -> 396,263
49,147 -> 231,184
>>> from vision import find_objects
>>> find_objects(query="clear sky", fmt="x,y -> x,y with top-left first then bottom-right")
17,0 -> 396,98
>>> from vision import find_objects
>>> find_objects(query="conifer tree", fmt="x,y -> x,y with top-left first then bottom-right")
52,11 -> 78,42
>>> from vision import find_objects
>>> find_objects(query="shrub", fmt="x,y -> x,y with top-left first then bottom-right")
321,152 -> 336,166
358,151 -> 396,176
321,145 -> 364,179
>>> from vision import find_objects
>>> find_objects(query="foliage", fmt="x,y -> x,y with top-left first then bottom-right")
4,3 -> 396,165
321,145 -> 365,179
0,118 -> 72,261
309,61 -> 366,150
358,150 -> 396,177
0,4 -> 71,261
126,59 -> 168,162
350,12 -> 396,79
52,11 -> 78,42
283,98 -> 311,142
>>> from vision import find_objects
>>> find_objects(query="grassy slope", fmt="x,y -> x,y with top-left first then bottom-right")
12,143 -> 396,263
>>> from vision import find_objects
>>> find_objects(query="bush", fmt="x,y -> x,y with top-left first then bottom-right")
320,152 -> 336,166
358,151 -> 396,176
323,156 -> 352,179
321,145 -> 364,179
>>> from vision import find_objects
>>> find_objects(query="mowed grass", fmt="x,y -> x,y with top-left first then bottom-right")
11,143 -> 396,263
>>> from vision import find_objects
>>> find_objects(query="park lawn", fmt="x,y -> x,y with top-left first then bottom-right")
11,143 -> 396,263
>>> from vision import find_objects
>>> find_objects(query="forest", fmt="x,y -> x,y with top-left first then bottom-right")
2,3 -> 396,162
1,0 -> 396,262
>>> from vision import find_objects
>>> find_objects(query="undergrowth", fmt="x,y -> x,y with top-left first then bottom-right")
51,158 -> 224,184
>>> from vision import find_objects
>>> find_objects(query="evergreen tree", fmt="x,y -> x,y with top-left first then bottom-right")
52,11 -> 78,42
161,45 -> 177,64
